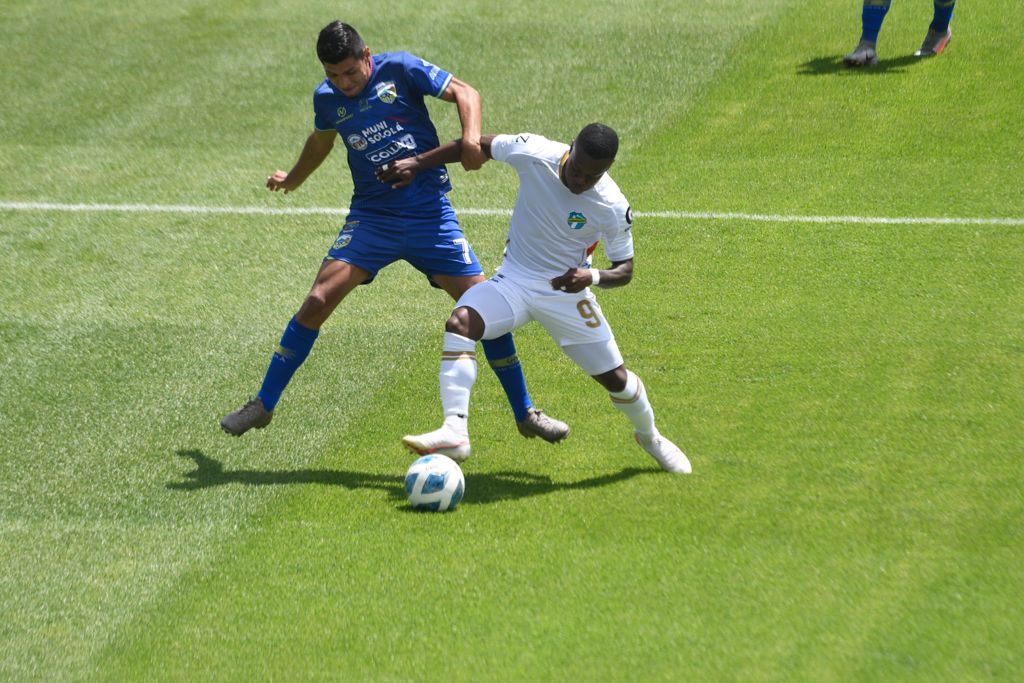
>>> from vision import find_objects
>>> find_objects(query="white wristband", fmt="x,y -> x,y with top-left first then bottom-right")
589,268 -> 601,286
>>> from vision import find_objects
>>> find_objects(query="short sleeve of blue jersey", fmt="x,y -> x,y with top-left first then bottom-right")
314,91 -> 333,131
399,51 -> 453,99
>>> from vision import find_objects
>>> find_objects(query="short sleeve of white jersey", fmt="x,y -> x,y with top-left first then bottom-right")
601,196 -> 634,262
490,133 -> 554,168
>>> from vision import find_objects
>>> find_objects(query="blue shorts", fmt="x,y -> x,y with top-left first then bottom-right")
326,197 -> 482,285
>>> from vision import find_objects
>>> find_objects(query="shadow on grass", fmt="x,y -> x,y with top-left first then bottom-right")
169,450 -> 658,506
798,53 -> 923,75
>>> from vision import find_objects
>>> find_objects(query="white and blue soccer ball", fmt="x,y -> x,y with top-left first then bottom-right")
404,454 -> 465,512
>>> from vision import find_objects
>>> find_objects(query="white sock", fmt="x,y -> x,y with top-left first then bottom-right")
440,332 -> 477,430
609,370 -> 657,439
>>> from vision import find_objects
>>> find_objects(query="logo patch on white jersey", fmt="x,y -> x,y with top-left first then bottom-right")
567,211 -> 587,230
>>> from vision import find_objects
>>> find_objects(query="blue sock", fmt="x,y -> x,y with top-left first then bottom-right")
256,317 -> 319,411
481,333 -> 532,422
860,0 -> 891,43
930,0 -> 955,32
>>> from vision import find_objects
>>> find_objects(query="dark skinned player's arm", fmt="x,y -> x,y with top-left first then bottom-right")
550,257 -> 633,293
376,136 -> 497,188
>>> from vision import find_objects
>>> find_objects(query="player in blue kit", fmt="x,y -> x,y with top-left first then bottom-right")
221,21 -> 568,443
844,0 -> 956,67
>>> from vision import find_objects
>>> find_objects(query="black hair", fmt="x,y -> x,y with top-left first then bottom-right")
316,21 -> 366,64
576,122 -> 619,160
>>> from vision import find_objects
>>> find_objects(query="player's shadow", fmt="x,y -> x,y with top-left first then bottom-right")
168,450 -> 657,506
168,450 -> 397,493
798,54 -> 922,75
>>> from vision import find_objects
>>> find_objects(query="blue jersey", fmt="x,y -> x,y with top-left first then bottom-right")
314,51 -> 454,213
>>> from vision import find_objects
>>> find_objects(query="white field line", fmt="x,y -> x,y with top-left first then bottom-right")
1,200 -> 1023,226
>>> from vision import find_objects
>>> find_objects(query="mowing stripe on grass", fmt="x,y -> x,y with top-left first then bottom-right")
2,200 -> 1023,226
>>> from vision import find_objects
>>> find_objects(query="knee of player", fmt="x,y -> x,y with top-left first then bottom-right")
445,306 -> 482,339
303,289 -> 332,313
444,310 -> 470,337
595,365 -> 629,393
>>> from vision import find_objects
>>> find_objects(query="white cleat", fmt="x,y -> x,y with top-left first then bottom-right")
635,431 -> 692,474
402,424 -> 471,462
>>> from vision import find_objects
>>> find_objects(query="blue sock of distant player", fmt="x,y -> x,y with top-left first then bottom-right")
930,0 -> 955,32
256,317 -> 320,411
860,0 -> 892,44
480,333 -> 531,422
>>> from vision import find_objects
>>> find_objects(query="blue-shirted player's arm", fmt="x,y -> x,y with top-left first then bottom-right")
376,135 -> 496,189
437,76 -> 486,171
267,129 -> 337,194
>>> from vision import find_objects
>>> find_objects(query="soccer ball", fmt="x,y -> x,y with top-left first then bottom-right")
404,454 -> 465,512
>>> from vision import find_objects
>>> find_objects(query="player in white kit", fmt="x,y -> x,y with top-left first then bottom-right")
380,123 -> 690,473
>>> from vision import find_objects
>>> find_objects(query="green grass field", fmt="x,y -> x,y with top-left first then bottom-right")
2,0 -> 1022,680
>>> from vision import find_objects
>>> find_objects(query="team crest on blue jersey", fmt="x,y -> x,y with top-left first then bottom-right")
347,134 -> 368,151
375,81 -> 398,104
567,211 -> 587,230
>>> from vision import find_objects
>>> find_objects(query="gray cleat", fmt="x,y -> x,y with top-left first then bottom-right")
915,28 -> 951,57
843,40 -> 878,67
220,397 -> 273,436
516,407 -> 569,443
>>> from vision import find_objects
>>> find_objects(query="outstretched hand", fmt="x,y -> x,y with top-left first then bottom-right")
266,170 -> 297,193
375,158 -> 421,189
549,267 -> 594,294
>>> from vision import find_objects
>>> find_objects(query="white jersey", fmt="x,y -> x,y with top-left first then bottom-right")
490,133 -> 634,282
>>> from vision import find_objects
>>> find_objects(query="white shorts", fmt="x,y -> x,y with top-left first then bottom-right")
457,272 -> 624,376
